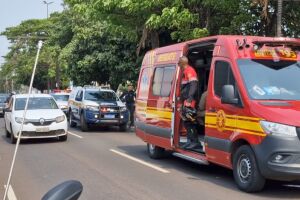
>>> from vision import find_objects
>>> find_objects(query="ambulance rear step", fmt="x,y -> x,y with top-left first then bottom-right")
172,152 -> 209,165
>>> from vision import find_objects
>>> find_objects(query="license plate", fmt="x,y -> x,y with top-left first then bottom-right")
36,127 -> 50,132
104,114 -> 115,119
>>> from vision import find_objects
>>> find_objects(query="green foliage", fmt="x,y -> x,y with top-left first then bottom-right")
1,0 -> 300,92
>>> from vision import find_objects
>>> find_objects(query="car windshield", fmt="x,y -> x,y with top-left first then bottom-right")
0,96 -> 7,103
15,97 -> 59,110
238,59 -> 300,100
52,94 -> 69,101
85,91 -> 117,101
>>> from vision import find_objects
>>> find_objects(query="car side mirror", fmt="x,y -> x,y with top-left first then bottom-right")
4,108 -> 11,112
42,180 -> 83,200
221,85 -> 239,105
75,97 -> 82,101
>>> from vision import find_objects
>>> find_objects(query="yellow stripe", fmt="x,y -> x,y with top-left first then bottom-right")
147,107 -> 172,112
205,124 -> 265,136
236,119 -> 264,133
206,113 -> 264,133
206,115 -> 217,124
146,109 -> 172,119
206,112 -> 261,121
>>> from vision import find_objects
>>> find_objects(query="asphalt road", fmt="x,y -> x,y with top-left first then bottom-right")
0,119 -> 299,200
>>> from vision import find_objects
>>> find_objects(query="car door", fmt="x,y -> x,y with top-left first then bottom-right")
73,90 -> 83,120
205,59 -> 243,167
146,65 -> 176,145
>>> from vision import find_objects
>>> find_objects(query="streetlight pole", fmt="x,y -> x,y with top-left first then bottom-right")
43,1 -> 53,93
277,0 -> 283,37
43,1 -> 53,19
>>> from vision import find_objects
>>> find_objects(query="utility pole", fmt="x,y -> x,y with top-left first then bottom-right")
277,0 -> 283,37
43,1 -> 53,92
43,1 -> 53,19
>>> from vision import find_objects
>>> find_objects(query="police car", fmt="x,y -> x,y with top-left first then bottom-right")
68,86 -> 129,131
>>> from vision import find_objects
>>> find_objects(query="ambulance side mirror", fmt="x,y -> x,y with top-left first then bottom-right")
221,85 -> 239,105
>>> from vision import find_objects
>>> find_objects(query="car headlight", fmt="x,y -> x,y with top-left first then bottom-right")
120,106 -> 127,112
260,120 -> 297,137
15,117 -> 24,124
56,115 -> 65,123
60,105 -> 68,109
85,105 -> 99,111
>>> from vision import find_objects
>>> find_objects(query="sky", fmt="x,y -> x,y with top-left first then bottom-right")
0,0 -> 64,64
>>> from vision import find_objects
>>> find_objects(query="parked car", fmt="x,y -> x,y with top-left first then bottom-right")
68,86 -> 129,132
51,92 -> 70,116
0,93 -> 9,117
4,94 -> 68,144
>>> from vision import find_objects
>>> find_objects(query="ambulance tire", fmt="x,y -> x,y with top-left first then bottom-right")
233,145 -> 265,193
147,143 -> 165,159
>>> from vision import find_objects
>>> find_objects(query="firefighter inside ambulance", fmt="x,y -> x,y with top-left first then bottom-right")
178,56 -> 202,150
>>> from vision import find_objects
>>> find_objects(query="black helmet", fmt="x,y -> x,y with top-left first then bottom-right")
180,106 -> 197,122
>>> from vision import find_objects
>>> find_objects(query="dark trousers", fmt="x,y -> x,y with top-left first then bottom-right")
183,121 -> 198,143
126,103 -> 135,126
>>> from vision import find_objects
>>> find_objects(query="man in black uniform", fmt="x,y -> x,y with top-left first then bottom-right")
120,84 -> 136,127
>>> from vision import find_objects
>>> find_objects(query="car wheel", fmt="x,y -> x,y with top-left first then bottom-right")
80,113 -> 89,132
147,143 -> 165,159
5,121 -> 10,138
69,111 -> 77,128
59,134 -> 68,142
233,145 -> 266,192
10,125 -> 17,144
119,123 -> 128,132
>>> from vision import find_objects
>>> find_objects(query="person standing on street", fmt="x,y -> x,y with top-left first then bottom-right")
120,84 -> 136,127
178,56 -> 201,150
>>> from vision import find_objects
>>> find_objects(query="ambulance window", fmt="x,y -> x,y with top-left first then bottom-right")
214,61 -> 236,97
137,68 -> 151,98
152,66 -> 176,97
152,68 -> 164,96
161,67 -> 176,96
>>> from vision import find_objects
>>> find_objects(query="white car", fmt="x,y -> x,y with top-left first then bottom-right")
4,94 -> 68,144
51,92 -> 70,115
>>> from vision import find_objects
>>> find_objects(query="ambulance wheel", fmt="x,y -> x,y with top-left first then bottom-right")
147,143 -> 164,159
233,145 -> 265,192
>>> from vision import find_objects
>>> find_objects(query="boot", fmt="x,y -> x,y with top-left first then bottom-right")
181,142 -> 191,149
185,127 -> 202,150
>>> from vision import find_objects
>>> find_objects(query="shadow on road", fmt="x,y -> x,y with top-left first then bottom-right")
117,144 -> 300,198
70,125 -> 135,134
1,135 -> 65,145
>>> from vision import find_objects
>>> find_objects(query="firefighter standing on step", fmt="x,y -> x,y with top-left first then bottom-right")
178,56 -> 201,150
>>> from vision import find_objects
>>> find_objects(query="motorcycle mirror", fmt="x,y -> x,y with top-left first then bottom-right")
42,180 -> 83,200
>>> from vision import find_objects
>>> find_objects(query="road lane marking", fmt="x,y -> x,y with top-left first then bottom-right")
110,149 -> 170,174
68,131 -> 83,139
3,185 -> 17,200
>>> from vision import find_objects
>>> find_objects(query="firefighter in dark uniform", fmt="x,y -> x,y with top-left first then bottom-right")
120,84 -> 136,127
178,56 -> 201,150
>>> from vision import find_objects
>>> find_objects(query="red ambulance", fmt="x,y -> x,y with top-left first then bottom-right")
135,35 -> 300,192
